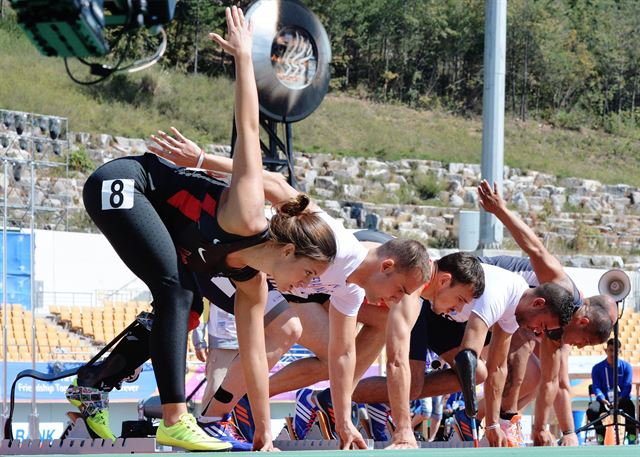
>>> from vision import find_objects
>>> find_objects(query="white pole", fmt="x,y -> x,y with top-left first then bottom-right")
479,0 -> 507,249
27,138 -> 39,439
2,155 -> 8,432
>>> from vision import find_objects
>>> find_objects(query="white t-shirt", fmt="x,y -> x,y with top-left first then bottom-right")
448,263 -> 529,334
287,211 -> 368,316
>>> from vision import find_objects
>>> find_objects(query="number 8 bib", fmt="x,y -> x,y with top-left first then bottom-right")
101,179 -> 135,210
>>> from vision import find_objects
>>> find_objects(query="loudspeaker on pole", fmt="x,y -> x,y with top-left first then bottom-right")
597,269 -> 631,302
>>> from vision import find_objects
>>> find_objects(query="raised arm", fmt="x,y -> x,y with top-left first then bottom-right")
148,128 -> 320,211
477,180 -> 566,285
207,6 -> 264,235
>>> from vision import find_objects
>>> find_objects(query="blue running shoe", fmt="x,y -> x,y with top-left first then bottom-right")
314,388 -> 338,439
293,388 -> 318,440
453,409 -> 478,442
231,395 -> 255,442
314,388 -> 360,440
198,414 -> 252,452
365,403 -> 391,441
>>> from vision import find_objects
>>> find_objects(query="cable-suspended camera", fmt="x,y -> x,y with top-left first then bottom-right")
10,0 -> 176,84
232,0 -> 331,187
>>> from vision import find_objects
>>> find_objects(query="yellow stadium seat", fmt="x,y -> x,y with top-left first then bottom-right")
59,307 -> 71,324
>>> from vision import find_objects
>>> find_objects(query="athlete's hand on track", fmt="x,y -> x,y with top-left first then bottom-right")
533,428 -> 556,446
148,127 -> 201,168
337,422 -> 368,450
559,431 -> 579,446
486,427 -> 509,447
252,433 -> 280,452
208,6 -> 253,60
477,179 -> 507,215
386,427 -> 418,449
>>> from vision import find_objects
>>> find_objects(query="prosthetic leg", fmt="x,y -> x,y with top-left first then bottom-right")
453,349 -> 479,447
65,312 -> 154,440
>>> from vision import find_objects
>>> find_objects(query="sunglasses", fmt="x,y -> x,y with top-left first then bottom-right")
543,326 -> 564,341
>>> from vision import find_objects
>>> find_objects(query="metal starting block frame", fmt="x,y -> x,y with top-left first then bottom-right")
1,413 -> 475,454
1,438 -> 475,454
272,439 -> 475,450
1,415 -> 159,455
0,438 -> 158,455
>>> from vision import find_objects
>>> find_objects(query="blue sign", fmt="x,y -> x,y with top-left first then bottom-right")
0,232 -> 32,308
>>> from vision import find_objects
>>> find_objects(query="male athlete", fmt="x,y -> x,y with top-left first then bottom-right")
475,180 -> 615,446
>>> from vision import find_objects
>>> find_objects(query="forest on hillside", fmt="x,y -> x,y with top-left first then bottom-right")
154,0 -> 640,135
3,0 -> 640,136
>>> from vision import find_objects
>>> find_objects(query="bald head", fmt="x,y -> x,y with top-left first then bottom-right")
562,294 -> 615,347
581,295 -> 616,344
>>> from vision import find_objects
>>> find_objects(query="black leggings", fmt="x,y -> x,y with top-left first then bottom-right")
83,157 -> 197,404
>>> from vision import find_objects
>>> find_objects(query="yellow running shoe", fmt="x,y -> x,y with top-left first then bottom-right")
156,413 -> 232,452
86,408 -> 116,441
65,378 -> 116,440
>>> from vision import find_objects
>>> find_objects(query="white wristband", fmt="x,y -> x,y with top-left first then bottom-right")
486,423 -> 500,430
195,150 -> 205,168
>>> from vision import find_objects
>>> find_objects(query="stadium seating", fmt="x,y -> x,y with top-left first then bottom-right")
0,303 -> 96,361
4,302 -> 639,365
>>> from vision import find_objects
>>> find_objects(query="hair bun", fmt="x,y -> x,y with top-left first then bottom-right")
275,193 -> 311,217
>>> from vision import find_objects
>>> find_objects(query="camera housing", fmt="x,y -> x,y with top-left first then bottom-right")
10,0 -> 176,57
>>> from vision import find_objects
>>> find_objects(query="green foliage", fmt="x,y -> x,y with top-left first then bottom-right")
602,111 -> 640,138
549,109 -> 592,131
68,147 -> 95,173
563,202 -> 587,214
568,223 -> 605,252
412,173 -> 444,201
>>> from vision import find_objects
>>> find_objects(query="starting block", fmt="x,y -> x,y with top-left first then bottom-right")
273,439 -> 358,450
62,412 -> 93,440
272,439 -> 475,450
0,412 -> 159,455
0,438 -> 158,455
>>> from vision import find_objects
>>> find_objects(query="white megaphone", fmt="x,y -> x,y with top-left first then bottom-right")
597,269 -> 631,302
